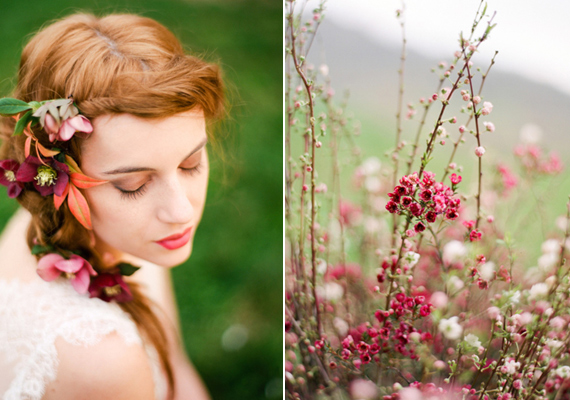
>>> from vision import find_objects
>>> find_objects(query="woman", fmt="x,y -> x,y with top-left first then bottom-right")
0,13 -> 223,400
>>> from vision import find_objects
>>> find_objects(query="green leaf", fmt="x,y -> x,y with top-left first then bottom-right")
117,262 -> 141,276
13,110 -> 33,136
0,98 -> 32,116
31,244 -> 54,255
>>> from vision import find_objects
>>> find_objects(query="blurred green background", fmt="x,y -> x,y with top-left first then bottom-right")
0,0 -> 282,399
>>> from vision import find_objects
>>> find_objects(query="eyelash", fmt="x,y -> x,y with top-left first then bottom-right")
118,162 -> 203,200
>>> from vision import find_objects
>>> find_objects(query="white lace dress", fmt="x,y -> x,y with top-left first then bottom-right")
0,277 -> 167,400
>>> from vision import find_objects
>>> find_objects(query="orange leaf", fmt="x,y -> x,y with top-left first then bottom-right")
24,136 -> 32,158
65,155 -> 82,174
70,172 -> 108,189
37,142 -> 60,158
54,182 -> 70,210
68,184 -> 92,230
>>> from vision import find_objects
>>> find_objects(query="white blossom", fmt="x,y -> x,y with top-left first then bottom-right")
448,275 -> 464,291
528,283 -> 549,301
464,333 -> 482,349
317,282 -> 344,302
443,240 -> 467,264
439,316 -> 463,340
501,359 -> 520,375
538,252 -> 558,272
404,251 -> 420,268
556,366 -> 570,379
479,262 -> 496,280
542,239 -> 560,254
333,317 -> 349,337
360,157 -> 381,176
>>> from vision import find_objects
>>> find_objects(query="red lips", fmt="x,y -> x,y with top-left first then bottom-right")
155,227 -> 193,250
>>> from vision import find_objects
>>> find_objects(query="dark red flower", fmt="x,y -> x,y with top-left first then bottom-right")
385,201 -> 398,213
88,272 -> 133,302
419,189 -> 432,202
401,196 -> 413,207
426,211 -> 437,223
409,202 -> 423,217
446,208 -> 459,220
414,221 -> 426,233
16,156 -> 69,196
0,159 -> 24,198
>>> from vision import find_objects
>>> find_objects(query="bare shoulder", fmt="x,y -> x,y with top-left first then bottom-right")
42,332 -> 156,400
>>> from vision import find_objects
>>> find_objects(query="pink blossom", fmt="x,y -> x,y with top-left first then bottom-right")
470,229 -> 482,242
37,253 -> 97,294
46,114 -> 93,142
480,101 -> 493,115
475,146 -> 486,157
349,379 -> 377,399
472,95 -> 481,104
483,121 -> 495,132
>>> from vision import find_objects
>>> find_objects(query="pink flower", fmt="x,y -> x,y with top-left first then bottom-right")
450,173 -> 462,185
0,159 -> 24,198
88,272 -> 132,302
480,101 -> 493,115
46,114 -> 93,142
475,146 -> 486,157
483,121 -> 495,132
37,253 -> 97,294
470,229 -> 482,242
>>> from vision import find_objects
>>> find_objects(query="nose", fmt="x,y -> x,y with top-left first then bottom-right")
156,175 -> 194,225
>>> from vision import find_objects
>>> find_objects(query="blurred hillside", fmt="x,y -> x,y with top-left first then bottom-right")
309,19 -> 570,158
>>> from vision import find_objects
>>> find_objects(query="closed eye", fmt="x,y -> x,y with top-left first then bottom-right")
180,162 -> 203,177
117,183 -> 148,200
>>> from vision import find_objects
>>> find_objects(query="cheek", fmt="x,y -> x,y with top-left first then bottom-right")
86,188 -> 145,241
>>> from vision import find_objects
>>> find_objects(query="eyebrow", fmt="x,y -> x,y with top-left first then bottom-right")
102,138 -> 207,175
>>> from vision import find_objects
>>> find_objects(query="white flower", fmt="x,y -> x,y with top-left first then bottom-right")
363,217 -> 381,234
501,359 -> 520,375
364,176 -> 382,193
316,259 -> 327,275
464,333 -> 482,348
519,123 -> 542,144
360,157 -> 381,176
547,339 -> 563,350
538,252 -> 558,272
505,290 -> 521,305
317,282 -> 344,302
479,262 -> 496,280
556,366 -> 570,379
448,276 -> 464,291
333,317 -> 349,337
528,283 -> 549,301
443,240 -> 467,264
319,64 -> 329,77
542,239 -> 560,254
404,251 -> 420,268
439,316 -> 463,340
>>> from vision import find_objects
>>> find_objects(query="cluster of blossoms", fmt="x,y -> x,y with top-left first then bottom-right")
514,143 -> 563,175
385,171 -> 461,235
0,98 -> 102,231
0,97 -> 138,303
35,250 -> 137,302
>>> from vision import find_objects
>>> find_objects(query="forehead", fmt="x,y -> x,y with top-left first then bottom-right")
80,109 -> 206,170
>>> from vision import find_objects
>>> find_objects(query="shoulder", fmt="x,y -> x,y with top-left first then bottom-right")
42,332 -> 156,400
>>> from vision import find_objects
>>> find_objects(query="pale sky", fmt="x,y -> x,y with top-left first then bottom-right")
324,0 -> 570,96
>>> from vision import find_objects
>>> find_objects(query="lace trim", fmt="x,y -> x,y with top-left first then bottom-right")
0,278 -> 166,400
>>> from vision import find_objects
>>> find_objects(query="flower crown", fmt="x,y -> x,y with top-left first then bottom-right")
0,97 -> 139,302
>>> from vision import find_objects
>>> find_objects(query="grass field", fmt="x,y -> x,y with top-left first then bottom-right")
0,1 -> 282,399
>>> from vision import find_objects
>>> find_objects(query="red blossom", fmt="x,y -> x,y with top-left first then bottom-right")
470,230 -> 482,242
